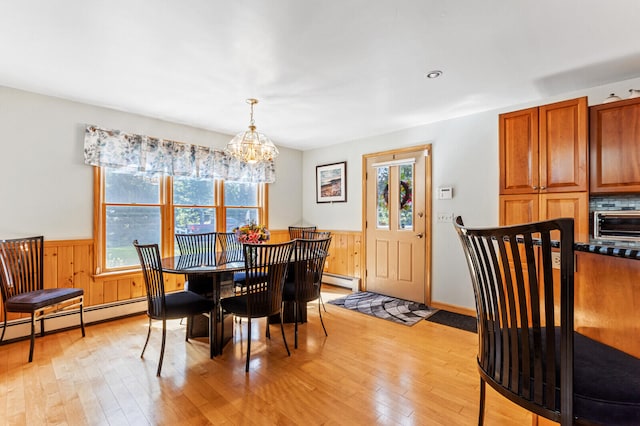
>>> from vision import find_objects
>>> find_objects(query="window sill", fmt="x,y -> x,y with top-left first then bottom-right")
92,268 -> 142,280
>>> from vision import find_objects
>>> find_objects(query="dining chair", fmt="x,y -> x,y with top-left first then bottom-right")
220,240 -> 295,372
0,236 -> 85,363
301,230 -> 331,239
175,231 -> 218,293
288,226 -> 317,240
133,240 -> 216,376
282,237 -> 332,348
454,216 -> 640,425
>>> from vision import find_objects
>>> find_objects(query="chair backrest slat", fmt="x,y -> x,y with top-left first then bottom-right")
454,217 -> 574,423
133,240 -> 166,318
293,237 -> 332,303
217,232 -> 243,264
0,236 -> 44,300
301,230 -> 331,240
175,232 -> 217,266
288,226 -> 317,240
243,241 -> 294,316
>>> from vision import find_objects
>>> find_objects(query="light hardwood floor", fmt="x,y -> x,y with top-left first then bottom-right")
0,286 -> 532,425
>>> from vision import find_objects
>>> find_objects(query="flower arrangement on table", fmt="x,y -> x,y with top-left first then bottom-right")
233,222 -> 270,243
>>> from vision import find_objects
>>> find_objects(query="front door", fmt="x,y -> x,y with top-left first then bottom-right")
364,145 -> 431,304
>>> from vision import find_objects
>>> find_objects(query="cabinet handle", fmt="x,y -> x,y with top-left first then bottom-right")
533,186 -> 539,190
540,186 -> 546,190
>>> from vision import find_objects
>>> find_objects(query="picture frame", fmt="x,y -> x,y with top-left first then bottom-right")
316,161 -> 347,203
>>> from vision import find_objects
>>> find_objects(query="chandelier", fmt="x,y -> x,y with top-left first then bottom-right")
225,98 -> 279,164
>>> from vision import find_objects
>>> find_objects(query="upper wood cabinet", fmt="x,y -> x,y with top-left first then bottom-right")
590,97 -> 640,193
499,97 -> 588,195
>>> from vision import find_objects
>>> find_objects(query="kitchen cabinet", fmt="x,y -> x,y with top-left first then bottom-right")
590,96 -> 640,193
499,97 -> 588,195
499,192 -> 589,242
499,97 -> 589,241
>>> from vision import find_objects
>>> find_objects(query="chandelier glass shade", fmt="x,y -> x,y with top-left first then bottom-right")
225,99 -> 278,164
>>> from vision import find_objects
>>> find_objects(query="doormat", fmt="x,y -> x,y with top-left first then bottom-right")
425,310 -> 477,333
327,291 -> 435,326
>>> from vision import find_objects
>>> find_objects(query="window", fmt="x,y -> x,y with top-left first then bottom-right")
94,167 -> 266,274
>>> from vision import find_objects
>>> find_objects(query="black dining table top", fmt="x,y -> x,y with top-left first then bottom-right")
160,253 -> 245,274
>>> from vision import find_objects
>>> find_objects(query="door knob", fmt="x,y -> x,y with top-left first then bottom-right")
416,233 -> 424,238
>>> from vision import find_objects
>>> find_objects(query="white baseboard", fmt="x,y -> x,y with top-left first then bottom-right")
323,273 -> 360,292
0,298 -> 147,342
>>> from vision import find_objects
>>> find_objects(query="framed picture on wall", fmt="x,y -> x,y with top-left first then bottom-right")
316,161 -> 347,203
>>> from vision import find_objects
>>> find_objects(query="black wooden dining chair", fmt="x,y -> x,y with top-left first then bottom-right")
175,232 -> 217,294
288,226 -> 317,240
301,230 -> 331,239
282,237 -> 332,348
0,236 -> 85,363
220,240 -> 295,372
133,240 -> 216,376
454,216 -> 640,425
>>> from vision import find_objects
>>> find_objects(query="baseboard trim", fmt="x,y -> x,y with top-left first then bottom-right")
0,298 -> 147,343
323,273 -> 360,292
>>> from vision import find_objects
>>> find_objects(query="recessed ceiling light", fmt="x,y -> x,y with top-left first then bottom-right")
426,70 -> 443,79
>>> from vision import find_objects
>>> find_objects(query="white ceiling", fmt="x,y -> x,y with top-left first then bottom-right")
1,1 -> 640,150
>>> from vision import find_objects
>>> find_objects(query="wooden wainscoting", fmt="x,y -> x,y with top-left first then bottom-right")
269,229 -> 362,281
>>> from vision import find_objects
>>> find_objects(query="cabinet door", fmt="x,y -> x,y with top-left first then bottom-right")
539,192 -> 589,242
499,194 -> 539,226
590,97 -> 640,193
539,97 -> 588,192
499,107 -> 538,195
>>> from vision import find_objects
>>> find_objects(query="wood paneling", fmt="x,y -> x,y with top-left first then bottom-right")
499,106 -> 539,194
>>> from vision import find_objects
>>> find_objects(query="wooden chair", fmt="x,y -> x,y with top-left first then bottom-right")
133,240 -> 216,376
220,241 -> 295,372
282,237 -> 332,348
288,226 -> 317,240
0,236 -> 84,362
454,217 -> 640,425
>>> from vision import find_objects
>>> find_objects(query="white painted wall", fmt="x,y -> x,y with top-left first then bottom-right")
0,86 -> 302,239
302,75 -> 640,310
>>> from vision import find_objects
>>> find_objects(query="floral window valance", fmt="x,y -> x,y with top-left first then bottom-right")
83,125 -> 276,183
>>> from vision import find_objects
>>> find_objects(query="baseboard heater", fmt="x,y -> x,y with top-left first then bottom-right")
0,298 -> 147,342
322,273 -> 360,292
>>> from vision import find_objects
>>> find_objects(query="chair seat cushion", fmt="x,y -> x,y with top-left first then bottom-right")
163,291 -> 215,320
6,288 -> 84,312
221,293 -> 279,318
574,332 -> 640,425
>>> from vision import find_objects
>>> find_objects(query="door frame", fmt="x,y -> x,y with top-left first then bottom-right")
361,144 -> 433,305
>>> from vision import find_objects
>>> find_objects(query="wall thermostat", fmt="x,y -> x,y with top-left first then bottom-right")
438,186 -> 453,200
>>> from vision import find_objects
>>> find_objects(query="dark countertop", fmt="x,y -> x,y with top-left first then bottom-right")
574,241 -> 640,260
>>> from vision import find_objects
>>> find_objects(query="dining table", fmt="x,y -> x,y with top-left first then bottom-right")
160,250 -> 315,354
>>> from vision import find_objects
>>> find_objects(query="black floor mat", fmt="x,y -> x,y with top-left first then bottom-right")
425,310 -> 477,333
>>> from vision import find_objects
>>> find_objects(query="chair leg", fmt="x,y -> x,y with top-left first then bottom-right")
318,299 -> 327,337
1,306 -> 7,343
208,310 -> 215,359
79,303 -> 85,337
39,310 -> 45,337
294,301 -> 299,349
478,377 -> 486,426
266,320 -> 271,339
319,293 -> 327,313
245,318 -> 252,372
219,307 -> 225,356
157,319 -> 167,376
280,314 -> 291,357
141,317 -> 152,358
28,313 -> 36,362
